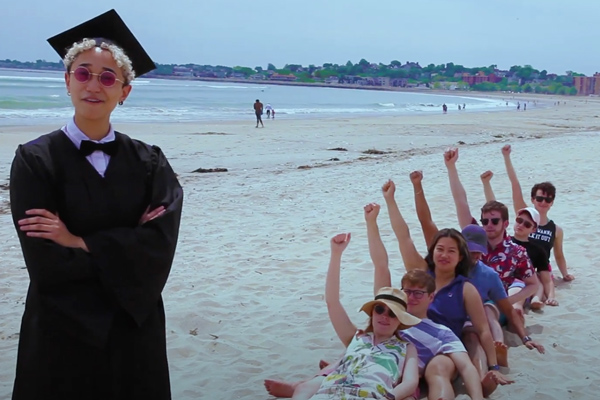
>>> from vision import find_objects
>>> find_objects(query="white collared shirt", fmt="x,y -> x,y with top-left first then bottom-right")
61,118 -> 115,177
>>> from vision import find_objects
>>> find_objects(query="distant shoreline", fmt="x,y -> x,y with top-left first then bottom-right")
149,75 -> 452,95
0,67 -> 575,101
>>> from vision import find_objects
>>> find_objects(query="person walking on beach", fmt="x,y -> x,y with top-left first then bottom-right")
254,99 -> 264,128
442,103 -> 447,114
9,9 -> 183,400
265,103 -> 272,118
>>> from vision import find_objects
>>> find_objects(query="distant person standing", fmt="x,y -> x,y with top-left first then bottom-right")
265,103 -> 273,119
458,105 -> 461,111
463,103 -> 466,110
517,102 -> 521,111
524,103 -> 527,111
254,99 -> 264,128
442,103 -> 448,114
271,108 -> 275,119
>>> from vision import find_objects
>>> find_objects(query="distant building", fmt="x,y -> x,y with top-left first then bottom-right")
401,61 -> 422,70
573,73 -> 600,95
196,72 -> 217,78
390,78 -> 408,87
325,76 -> 340,84
269,73 -> 298,81
173,66 -> 193,77
375,77 -> 390,86
462,71 -> 501,85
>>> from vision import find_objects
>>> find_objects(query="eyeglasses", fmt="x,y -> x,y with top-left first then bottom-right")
70,66 -> 124,87
515,217 -> 534,229
534,195 -> 554,204
374,304 -> 397,319
480,218 -> 501,226
402,288 -> 426,299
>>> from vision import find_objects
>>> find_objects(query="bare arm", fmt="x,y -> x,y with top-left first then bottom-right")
382,180 -> 428,272
410,171 -> 439,248
364,203 -> 392,294
507,274 -> 539,303
463,282 -> 498,366
553,226 -> 574,280
501,145 -> 528,212
448,352 -> 484,400
539,271 -> 556,302
496,298 -> 545,353
392,344 -> 420,400
480,170 -> 497,202
326,234 -> 357,347
444,148 -> 475,229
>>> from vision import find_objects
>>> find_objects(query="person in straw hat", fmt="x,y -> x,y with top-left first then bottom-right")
288,233 -> 421,400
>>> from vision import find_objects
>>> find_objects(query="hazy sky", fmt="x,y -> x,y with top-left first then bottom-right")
3,0 -> 599,75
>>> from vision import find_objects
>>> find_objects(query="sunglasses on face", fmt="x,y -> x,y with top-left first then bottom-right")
70,66 -> 124,88
516,217 -> 534,229
534,195 -> 554,204
402,289 -> 426,299
480,218 -> 501,226
374,304 -> 397,319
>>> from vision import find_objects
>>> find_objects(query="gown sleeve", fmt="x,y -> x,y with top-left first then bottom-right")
10,144 -> 97,291
82,145 -> 183,326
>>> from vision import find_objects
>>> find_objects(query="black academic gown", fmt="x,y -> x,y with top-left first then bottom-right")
9,129 -> 183,400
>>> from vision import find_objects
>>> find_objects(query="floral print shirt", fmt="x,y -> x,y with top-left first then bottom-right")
311,332 -> 408,400
483,233 -> 535,291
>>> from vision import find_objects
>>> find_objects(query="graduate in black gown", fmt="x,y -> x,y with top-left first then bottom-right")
9,10 -> 182,400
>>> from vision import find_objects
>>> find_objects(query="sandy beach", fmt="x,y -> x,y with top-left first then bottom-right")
1,94 -> 600,399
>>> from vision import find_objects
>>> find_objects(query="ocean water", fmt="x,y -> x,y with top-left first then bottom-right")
0,68 -> 509,126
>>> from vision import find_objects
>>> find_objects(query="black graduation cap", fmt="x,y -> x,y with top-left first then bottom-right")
47,9 -> 156,77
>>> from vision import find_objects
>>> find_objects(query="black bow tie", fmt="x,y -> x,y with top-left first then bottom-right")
79,140 -> 118,156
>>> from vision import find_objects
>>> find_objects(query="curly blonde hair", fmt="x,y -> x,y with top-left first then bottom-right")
63,38 -> 135,84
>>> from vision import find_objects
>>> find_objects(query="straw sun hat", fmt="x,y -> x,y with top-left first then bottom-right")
359,287 -> 421,328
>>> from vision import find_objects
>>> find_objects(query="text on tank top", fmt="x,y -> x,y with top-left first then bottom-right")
528,220 -> 556,257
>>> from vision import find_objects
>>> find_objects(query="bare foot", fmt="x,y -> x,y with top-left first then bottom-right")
264,379 -> 298,398
482,370 -> 514,396
495,341 -> 509,367
545,298 -> 559,306
530,296 -> 545,310
481,371 -> 499,398
319,359 -> 330,370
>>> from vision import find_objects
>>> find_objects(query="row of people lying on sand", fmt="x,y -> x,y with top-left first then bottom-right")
264,145 -> 574,400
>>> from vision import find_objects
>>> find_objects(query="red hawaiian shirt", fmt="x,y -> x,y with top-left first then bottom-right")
482,233 -> 535,292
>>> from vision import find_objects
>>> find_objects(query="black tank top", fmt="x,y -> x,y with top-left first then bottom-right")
529,220 -> 556,258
